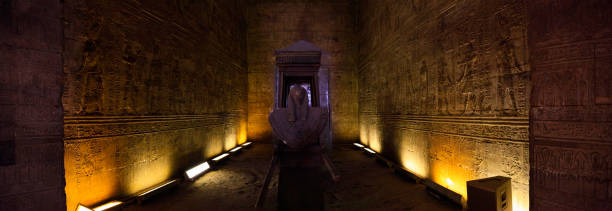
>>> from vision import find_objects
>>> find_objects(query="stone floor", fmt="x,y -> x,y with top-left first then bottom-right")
123,143 -> 460,211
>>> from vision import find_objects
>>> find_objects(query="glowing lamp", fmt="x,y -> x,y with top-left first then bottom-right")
76,201 -> 123,211
76,204 -> 92,211
185,162 -> 211,180
93,201 -> 122,211
137,179 -> 179,203
364,148 -> 376,154
353,143 -> 364,148
229,146 -> 242,153
138,180 -> 177,197
241,142 -> 253,147
212,153 -> 229,162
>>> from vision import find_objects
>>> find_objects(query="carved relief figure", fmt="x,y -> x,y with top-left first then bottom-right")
436,55 -> 451,115
456,41 -> 479,115
494,14 -> 521,115
419,60 -> 429,114
80,39 -> 103,115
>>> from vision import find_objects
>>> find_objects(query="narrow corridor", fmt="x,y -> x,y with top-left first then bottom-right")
123,143 -> 460,211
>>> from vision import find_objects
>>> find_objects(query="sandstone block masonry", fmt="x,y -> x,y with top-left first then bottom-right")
358,0 -> 530,209
61,1 -> 248,210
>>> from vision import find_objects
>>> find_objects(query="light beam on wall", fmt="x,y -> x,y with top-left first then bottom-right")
446,178 -> 454,186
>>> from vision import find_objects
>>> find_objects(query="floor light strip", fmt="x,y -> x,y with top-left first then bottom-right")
212,153 -> 230,162
229,146 -> 242,153
356,141 -> 462,207
92,201 -> 122,211
76,204 -> 92,211
138,179 -> 178,197
185,162 -> 211,180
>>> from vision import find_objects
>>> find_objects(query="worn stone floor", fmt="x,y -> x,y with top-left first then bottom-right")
123,143 -> 460,211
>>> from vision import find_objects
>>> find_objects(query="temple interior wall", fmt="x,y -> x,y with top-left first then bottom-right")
357,0 -> 530,209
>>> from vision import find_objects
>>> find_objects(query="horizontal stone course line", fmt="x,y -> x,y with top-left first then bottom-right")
385,124 -> 529,144
533,136 -> 612,146
64,124 -> 226,143
63,114 -> 238,141
360,114 -> 528,142
359,113 -> 528,124
64,118 -> 224,125
65,114 -> 240,120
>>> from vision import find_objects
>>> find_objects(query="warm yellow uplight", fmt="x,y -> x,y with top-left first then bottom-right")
229,146 -> 242,153
446,178 -> 454,186
76,204 -> 92,211
513,200 -> 527,211
364,148 -> 376,154
212,153 -> 229,161
92,201 -> 122,211
353,143 -> 364,148
138,180 -> 177,196
241,142 -> 252,147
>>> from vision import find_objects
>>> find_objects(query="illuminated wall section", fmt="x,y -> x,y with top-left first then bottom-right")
358,0 -> 530,210
246,0 -> 359,142
62,1 -> 247,210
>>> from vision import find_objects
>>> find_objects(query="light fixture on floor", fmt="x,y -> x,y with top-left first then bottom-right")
423,179 -> 463,206
393,165 -> 421,183
212,153 -> 230,162
229,146 -> 242,153
92,201 -> 122,211
241,142 -> 252,147
136,179 -> 179,203
353,143 -> 364,148
75,200 -> 123,211
364,147 -> 376,154
185,162 -> 211,180
76,204 -> 92,211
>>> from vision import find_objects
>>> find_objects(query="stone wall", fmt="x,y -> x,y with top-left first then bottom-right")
62,1 -> 248,210
528,0 -> 612,210
357,0 -> 530,209
0,0 -> 66,210
247,0 -> 359,142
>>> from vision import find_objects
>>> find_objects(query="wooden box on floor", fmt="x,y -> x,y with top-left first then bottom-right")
467,176 -> 512,211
